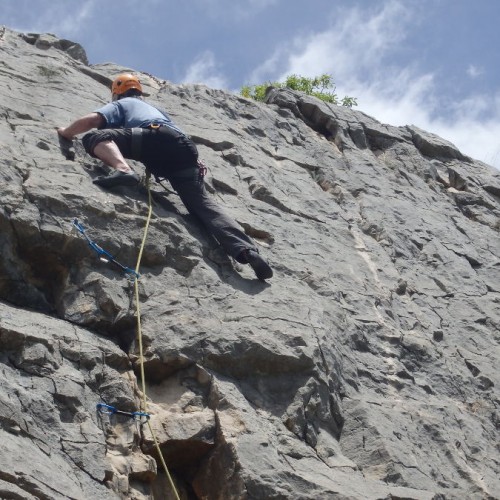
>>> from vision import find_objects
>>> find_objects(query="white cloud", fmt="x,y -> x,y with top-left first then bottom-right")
249,1 -> 410,84
182,51 -> 228,89
248,0 -> 500,170
8,0 -> 97,38
197,0 -> 278,19
49,1 -> 96,37
247,0 -> 277,8
466,64 -> 483,79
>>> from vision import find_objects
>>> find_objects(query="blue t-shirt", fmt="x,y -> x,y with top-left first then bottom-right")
96,97 -> 184,134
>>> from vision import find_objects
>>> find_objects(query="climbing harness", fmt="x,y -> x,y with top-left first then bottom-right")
96,403 -> 150,423
151,159 -> 208,196
130,127 -> 143,159
130,124 -> 161,160
130,125 -> 207,186
72,218 -> 139,280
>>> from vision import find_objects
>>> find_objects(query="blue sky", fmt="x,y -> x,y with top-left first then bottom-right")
3,0 -> 500,169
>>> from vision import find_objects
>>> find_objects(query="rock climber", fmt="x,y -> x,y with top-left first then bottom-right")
57,73 -> 272,280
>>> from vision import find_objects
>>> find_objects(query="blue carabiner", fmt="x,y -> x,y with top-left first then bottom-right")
96,403 -> 116,415
131,411 -> 151,422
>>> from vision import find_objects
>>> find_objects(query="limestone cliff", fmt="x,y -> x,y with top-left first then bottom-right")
0,27 -> 499,500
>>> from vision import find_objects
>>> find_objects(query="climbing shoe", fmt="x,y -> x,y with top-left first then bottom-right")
93,170 -> 140,188
245,249 -> 273,280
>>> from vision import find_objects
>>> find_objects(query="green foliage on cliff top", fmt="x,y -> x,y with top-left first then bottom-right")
241,74 -> 357,107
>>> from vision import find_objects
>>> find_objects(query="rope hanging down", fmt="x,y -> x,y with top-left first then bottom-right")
77,176 -> 180,499
133,175 -> 181,500
72,218 -> 140,279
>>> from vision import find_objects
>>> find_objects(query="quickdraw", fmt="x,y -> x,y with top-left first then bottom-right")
96,403 -> 150,423
72,218 -> 139,280
197,159 -> 207,179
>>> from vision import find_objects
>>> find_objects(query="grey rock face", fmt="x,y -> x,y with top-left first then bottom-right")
0,27 -> 499,499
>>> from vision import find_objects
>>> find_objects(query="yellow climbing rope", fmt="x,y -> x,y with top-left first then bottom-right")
134,173 -> 181,500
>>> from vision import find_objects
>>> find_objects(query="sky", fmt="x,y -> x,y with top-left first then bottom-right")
2,0 -> 500,169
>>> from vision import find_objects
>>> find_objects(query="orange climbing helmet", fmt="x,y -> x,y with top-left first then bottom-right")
111,73 -> 143,97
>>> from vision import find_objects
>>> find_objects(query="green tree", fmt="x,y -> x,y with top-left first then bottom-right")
241,74 -> 357,107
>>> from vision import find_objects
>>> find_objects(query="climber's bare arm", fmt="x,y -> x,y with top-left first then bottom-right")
57,113 -> 104,140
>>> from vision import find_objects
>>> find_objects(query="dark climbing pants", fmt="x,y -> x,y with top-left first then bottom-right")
82,127 -> 258,260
